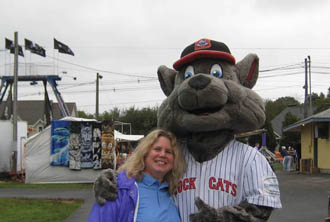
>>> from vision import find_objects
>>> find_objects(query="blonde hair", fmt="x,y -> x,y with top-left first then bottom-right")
118,128 -> 186,195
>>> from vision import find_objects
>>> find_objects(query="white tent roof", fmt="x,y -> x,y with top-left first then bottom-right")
115,130 -> 144,141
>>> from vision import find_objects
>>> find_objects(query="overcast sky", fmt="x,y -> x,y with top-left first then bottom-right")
1,0 -> 330,114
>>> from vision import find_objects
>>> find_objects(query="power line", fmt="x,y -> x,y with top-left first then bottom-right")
79,99 -> 163,107
311,71 -> 330,75
260,63 -> 303,72
47,55 -> 155,79
259,71 -> 304,78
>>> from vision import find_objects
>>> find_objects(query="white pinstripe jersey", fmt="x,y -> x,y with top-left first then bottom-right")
175,140 -> 282,222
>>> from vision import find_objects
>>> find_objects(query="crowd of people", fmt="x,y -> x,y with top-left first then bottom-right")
253,142 -> 301,172
280,145 -> 301,171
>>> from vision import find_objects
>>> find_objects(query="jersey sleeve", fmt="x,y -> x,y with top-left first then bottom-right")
242,151 -> 282,209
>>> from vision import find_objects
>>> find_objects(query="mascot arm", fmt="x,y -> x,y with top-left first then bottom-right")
94,169 -> 118,205
190,198 -> 273,222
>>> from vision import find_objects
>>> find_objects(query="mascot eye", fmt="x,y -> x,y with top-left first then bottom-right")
184,66 -> 194,80
210,64 -> 223,78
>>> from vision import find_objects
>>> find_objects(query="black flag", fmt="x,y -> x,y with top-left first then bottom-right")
54,38 -> 74,56
25,39 -> 46,57
5,38 -> 24,57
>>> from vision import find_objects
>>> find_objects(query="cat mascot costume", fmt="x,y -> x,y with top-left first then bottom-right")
93,39 -> 281,222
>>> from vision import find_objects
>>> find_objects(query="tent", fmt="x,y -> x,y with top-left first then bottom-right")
114,130 -> 143,142
0,120 -> 27,173
24,117 -> 144,184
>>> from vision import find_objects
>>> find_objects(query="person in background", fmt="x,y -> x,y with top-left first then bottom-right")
89,129 -> 186,222
280,146 -> 293,171
295,143 -> 302,171
254,142 -> 260,151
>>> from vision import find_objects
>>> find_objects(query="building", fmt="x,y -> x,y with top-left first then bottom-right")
271,105 -> 314,139
0,100 -> 77,137
283,108 -> 330,174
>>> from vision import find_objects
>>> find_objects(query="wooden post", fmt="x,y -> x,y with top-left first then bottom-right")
12,31 -> 19,173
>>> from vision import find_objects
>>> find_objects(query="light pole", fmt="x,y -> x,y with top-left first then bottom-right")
96,73 -> 103,120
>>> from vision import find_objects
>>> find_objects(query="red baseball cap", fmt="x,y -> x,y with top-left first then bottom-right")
173,39 -> 236,71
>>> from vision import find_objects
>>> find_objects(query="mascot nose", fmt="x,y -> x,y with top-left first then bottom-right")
188,75 -> 211,90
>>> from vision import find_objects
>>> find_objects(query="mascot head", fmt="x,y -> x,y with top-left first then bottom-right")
157,39 -> 265,162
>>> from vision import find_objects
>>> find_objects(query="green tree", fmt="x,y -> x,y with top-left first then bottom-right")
119,106 -> 158,135
263,119 -> 277,152
264,97 -> 300,150
77,110 -> 94,119
281,112 -> 301,148
311,92 -> 330,113
265,97 -> 300,121
78,106 -> 158,135
100,108 -> 121,121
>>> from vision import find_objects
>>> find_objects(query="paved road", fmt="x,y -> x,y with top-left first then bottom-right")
0,171 -> 329,221
269,171 -> 330,222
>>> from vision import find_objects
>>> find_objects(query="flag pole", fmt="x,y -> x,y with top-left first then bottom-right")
57,51 -> 59,75
53,45 -> 55,75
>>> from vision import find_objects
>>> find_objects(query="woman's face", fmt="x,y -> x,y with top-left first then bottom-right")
144,136 -> 175,182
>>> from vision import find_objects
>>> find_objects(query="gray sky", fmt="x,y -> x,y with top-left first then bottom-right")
1,0 -> 330,114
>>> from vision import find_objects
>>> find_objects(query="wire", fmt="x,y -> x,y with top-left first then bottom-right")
255,85 -> 303,91
47,55 -> 155,79
260,63 -> 303,72
79,99 -> 163,107
312,66 -> 330,69
259,72 -> 304,78
311,71 -> 330,75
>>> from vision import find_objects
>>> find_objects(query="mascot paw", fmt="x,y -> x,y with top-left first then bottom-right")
190,197 -> 221,222
190,198 -> 264,222
218,205 -> 252,222
93,169 -> 118,205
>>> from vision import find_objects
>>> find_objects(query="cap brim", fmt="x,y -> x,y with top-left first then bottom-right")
173,50 -> 236,71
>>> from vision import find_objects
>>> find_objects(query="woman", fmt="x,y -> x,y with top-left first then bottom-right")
89,129 -> 186,222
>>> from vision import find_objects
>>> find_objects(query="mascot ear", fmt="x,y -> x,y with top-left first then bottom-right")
157,65 -> 177,96
236,53 -> 259,89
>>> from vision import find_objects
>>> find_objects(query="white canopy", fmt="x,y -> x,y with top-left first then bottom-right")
115,130 -> 144,141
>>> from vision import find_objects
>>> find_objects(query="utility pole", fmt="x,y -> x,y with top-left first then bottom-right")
304,58 -> 308,118
308,56 -> 312,115
96,73 -> 103,120
12,31 -> 19,172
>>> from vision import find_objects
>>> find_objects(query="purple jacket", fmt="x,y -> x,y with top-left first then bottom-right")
89,171 -> 138,222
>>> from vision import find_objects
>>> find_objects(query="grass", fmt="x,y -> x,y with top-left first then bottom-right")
0,197 -> 84,222
0,179 -> 92,221
272,161 -> 297,172
272,162 -> 283,171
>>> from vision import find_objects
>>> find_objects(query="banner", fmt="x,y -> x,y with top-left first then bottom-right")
54,38 -> 74,56
50,120 -> 70,166
25,38 -> 46,57
80,122 -> 93,168
92,122 -> 102,169
101,120 -> 116,169
5,38 -> 24,57
69,121 -> 81,170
